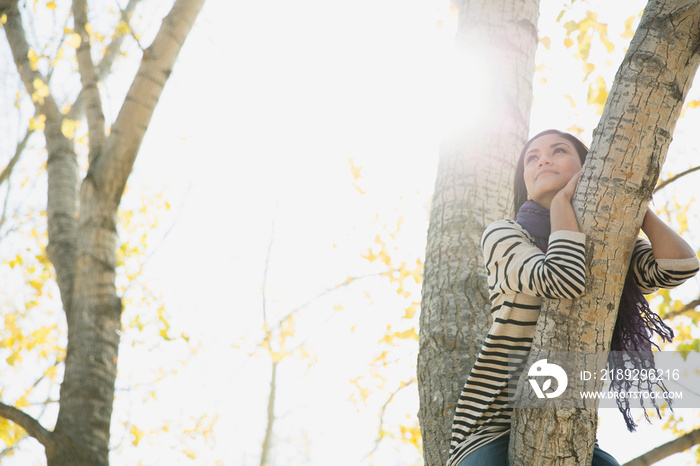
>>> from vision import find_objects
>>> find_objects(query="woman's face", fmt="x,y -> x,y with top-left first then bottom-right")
523,134 -> 582,210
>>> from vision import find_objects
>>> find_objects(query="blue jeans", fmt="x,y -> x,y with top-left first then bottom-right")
458,434 -> 620,466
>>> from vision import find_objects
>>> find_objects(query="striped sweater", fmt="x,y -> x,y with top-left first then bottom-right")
447,219 -> 700,466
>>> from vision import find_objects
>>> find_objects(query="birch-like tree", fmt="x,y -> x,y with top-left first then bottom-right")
418,0 -> 700,465
417,1 -> 541,464
0,0 -> 205,464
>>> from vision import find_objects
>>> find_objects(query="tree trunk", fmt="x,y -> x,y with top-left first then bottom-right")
510,1 -> 700,464
260,360 -> 278,466
417,1 -> 540,464
50,2 -> 206,464
0,0 -> 205,464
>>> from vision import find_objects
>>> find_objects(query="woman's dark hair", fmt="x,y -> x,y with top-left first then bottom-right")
512,129 -> 589,217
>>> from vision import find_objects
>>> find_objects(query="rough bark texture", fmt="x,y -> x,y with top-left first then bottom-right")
510,1 -> 700,464
0,0 -> 206,464
417,1 -> 540,464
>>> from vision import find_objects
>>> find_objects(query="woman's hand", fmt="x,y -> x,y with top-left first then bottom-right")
550,171 -> 581,233
554,170 -> 581,202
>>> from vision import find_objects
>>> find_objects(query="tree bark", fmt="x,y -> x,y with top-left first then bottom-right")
417,1 -> 540,464
510,1 -> 700,464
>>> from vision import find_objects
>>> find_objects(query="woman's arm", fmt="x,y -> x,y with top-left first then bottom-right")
641,207 -> 697,260
629,208 -> 699,294
482,220 -> 587,299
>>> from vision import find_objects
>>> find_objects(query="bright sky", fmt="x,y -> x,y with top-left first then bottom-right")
3,0 -> 700,464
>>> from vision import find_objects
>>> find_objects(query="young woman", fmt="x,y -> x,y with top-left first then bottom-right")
447,130 -> 700,466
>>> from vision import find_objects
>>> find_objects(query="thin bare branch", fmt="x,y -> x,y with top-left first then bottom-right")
0,432 -> 28,458
360,379 -> 417,463
0,128 -> 32,187
664,297 -> 700,320
66,0 -> 142,121
259,361 -> 278,466
0,402 -> 56,451
654,165 -> 700,193
119,1 -> 146,51
273,272 -> 387,330
101,0 -> 141,76
623,427 -> 700,466
262,224 -> 275,326
73,0 -> 106,163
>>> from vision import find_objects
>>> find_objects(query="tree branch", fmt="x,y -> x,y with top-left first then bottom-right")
118,0 -> 145,51
0,128 -> 32,187
259,360 -> 277,466
654,165 -> 700,193
93,0 -> 205,208
1,0 -> 79,313
0,402 -> 56,452
65,0 -> 142,121
664,297 -> 700,320
73,0 -> 105,164
361,379 -> 416,462
623,427 -> 700,466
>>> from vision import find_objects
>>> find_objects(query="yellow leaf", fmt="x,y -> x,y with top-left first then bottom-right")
686,100 -> 700,110
567,125 -> 584,135
601,37 -> 614,53
15,395 -> 30,410
621,16 -> 635,39
130,425 -> 143,446
587,76 -> 608,114
27,49 -> 39,71
61,118 -> 79,138
400,424 -> 422,445
563,94 -> 576,107
6,352 -> 20,366
539,36 -> 551,51
8,253 -> 23,268
362,250 -> 377,262
46,1 -> 56,10
115,20 -> 130,36
563,20 -> 578,35
67,33 -> 81,48
0,14 -> 6,25
403,301 -> 419,319
563,37 -> 574,48
31,78 -> 50,104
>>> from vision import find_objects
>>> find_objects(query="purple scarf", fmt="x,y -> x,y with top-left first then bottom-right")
516,200 -> 674,431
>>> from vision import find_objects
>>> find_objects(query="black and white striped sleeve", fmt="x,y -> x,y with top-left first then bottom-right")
630,237 -> 699,295
481,220 -> 587,299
